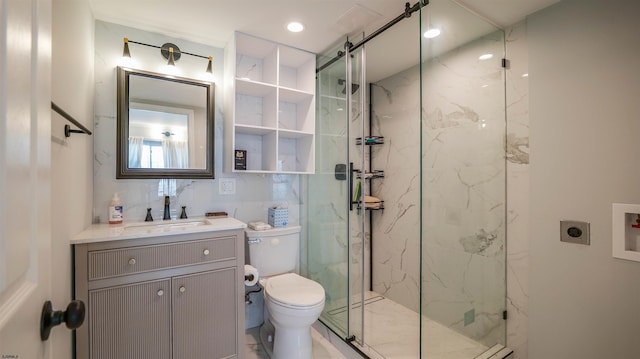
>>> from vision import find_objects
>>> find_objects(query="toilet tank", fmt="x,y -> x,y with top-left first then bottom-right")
246,225 -> 301,277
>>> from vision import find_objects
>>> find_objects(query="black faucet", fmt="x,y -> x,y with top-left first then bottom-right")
145,208 -> 153,222
163,196 -> 171,220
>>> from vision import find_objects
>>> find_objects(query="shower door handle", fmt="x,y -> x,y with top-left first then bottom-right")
349,162 -> 354,211
349,162 -> 362,211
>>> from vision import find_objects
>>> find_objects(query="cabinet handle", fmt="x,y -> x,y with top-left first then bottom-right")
179,286 -> 186,293
157,289 -> 164,297
128,258 -> 136,265
203,249 -> 210,256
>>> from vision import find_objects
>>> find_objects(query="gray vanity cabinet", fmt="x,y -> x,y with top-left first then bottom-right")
172,268 -> 238,358
73,229 -> 244,359
89,279 -> 172,359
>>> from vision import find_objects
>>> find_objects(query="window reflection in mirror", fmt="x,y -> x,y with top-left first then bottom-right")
117,67 -> 215,179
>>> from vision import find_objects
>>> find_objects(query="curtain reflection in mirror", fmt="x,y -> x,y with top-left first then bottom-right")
128,136 -> 189,169
128,105 -> 191,169
162,138 -> 189,168
128,136 -> 144,168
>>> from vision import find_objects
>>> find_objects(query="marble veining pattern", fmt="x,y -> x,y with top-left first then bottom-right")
371,29 -> 507,349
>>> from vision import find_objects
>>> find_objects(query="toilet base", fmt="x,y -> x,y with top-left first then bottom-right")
259,318 -> 313,359
259,319 -> 275,358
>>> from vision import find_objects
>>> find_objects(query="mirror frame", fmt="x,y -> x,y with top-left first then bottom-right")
116,66 -> 215,179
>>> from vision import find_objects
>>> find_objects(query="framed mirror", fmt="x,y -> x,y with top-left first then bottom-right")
117,66 -> 215,179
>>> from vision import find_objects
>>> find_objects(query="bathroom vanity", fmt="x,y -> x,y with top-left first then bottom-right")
71,217 -> 246,359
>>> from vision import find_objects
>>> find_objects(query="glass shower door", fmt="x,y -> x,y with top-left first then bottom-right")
308,37 -> 366,345
346,43 -> 366,346
419,0 -> 507,357
308,43 -> 350,339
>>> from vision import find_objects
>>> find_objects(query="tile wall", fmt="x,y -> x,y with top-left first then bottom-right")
370,29 -> 511,348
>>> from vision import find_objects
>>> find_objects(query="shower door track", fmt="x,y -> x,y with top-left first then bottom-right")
316,0 -> 429,73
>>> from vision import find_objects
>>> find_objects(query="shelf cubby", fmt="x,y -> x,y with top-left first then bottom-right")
278,46 -> 316,93
235,34 -> 277,85
235,130 -> 277,172
278,88 -> 314,133
226,32 -> 316,174
278,132 -> 314,173
235,84 -> 277,128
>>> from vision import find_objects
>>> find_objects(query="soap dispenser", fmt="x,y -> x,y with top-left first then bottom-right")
108,193 -> 123,224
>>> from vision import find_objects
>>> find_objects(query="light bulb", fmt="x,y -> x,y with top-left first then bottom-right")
423,28 -> 441,38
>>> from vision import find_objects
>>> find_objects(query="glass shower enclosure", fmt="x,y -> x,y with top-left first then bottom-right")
307,0 -> 506,357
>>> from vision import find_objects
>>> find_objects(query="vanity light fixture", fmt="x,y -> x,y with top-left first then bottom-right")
206,56 -> 213,74
122,37 -> 131,58
167,47 -> 176,66
122,37 -> 213,74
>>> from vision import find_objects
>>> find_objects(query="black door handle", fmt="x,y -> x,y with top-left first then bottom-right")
40,300 -> 85,341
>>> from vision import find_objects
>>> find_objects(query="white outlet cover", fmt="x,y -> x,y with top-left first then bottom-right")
219,178 -> 236,195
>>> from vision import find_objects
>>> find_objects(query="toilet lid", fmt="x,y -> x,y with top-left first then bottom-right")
265,273 -> 325,308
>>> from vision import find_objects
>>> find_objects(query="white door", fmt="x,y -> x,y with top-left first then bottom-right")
0,0 -> 53,358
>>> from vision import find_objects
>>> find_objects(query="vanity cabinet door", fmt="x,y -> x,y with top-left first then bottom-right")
89,279 -> 171,359
172,268 -> 238,359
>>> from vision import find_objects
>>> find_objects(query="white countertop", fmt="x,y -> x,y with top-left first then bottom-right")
71,217 -> 247,244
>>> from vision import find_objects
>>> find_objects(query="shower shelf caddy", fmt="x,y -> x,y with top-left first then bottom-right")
355,135 -> 384,145
224,32 -> 316,173
351,136 -> 385,212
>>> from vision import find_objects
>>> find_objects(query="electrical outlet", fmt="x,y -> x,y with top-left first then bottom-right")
560,220 -> 590,245
219,178 -> 236,195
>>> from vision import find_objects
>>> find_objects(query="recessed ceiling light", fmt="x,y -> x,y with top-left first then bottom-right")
478,53 -> 493,60
423,28 -> 441,39
287,22 -> 304,33
522,73 -> 529,78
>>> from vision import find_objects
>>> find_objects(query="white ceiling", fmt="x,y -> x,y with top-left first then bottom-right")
89,0 -> 561,55
89,0 -> 561,82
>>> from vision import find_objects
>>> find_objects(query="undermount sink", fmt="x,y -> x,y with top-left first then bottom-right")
72,216 -> 246,244
123,219 -> 211,232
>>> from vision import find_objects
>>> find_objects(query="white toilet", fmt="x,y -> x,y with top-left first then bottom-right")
246,225 -> 325,359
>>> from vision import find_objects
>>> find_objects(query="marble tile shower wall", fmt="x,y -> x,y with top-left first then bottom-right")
94,21 -> 300,226
371,31 -> 506,347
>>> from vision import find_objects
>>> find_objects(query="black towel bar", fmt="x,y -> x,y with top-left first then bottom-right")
51,101 -> 92,137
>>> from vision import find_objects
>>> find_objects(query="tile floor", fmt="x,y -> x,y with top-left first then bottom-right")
246,292 -> 497,359
245,325 -> 349,359
321,292 -> 489,359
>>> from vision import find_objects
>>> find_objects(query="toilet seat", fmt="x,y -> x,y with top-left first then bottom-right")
264,273 -> 324,309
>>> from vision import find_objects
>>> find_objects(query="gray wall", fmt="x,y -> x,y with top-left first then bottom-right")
529,0 -> 640,357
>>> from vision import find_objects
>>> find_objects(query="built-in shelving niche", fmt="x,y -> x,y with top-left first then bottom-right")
225,32 -> 316,174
